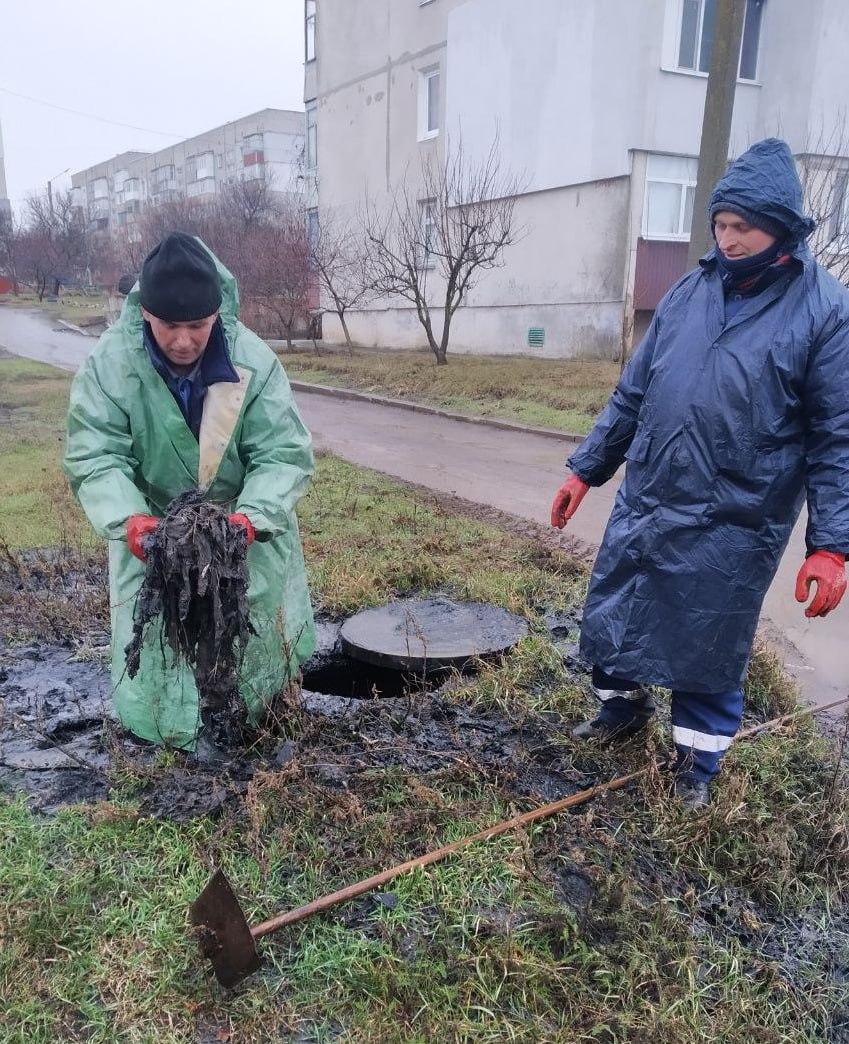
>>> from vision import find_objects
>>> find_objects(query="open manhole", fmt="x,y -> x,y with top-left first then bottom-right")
302,599 -> 529,700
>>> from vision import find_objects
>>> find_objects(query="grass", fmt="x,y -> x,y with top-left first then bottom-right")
1,361 -> 849,1042
277,347 -> 621,435
0,358 -> 96,550
0,291 -> 108,324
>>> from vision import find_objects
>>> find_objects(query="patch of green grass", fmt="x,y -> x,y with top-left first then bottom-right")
279,348 -> 620,434
0,358 -> 95,549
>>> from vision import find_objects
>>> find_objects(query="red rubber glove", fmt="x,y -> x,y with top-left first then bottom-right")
550,474 -> 590,529
795,550 -> 847,618
229,513 -> 256,546
126,515 -> 159,561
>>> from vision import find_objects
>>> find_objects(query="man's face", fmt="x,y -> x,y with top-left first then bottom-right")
713,211 -> 777,259
142,309 -> 218,371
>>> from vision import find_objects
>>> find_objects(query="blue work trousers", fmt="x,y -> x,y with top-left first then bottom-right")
591,667 -> 743,783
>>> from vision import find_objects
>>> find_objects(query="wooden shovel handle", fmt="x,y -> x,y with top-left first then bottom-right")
251,767 -> 645,939
251,693 -> 849,941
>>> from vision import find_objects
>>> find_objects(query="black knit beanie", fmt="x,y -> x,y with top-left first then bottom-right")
709,201 -> 789,242
140,233 -> 222,321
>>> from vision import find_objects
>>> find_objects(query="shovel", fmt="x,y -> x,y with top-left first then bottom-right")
190,695 -> 849,987
190,768 -> 644,987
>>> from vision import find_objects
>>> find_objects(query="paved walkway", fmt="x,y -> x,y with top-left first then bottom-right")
0,305 -> 844,708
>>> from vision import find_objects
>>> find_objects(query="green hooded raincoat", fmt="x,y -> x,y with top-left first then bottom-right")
64,249 -> 315,748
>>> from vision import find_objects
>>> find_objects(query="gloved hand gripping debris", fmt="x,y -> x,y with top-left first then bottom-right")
125,490 -> 255,746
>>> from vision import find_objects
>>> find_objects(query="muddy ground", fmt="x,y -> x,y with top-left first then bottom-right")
2,544 -> 849,1038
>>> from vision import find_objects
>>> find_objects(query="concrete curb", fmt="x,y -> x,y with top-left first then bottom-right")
288,380 -> 586,446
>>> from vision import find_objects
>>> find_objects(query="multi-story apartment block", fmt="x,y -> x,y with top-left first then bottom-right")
306,0 -> 849,358
71,108 -> 305,239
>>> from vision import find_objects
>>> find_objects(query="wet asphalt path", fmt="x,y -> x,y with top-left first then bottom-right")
0,305 -> 845,709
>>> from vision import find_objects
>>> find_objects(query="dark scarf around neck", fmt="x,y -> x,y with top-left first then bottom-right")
714,239 -> 794,297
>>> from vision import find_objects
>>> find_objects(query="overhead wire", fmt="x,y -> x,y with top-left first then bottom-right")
0,86 -> 186,138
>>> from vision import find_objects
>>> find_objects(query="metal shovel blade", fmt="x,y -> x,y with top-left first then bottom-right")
189,868 -> 261,987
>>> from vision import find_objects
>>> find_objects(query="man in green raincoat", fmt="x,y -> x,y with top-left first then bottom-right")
64,232 -> 315,750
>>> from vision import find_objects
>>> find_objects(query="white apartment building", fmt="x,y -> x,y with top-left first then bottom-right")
305,0 -> 849,358
71,108 -> 305,239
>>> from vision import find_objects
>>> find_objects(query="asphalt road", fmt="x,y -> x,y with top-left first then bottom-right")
1,305 -> 845,708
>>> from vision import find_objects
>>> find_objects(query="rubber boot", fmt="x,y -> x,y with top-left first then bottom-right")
571,686 -> 656,743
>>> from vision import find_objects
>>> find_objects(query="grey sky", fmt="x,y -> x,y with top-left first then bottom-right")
0,0 -> 305,210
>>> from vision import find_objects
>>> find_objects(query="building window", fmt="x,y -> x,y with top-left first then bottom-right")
678,0 -> 764,81
306,104 -> 317,171
189,152 -> 215,181
152,164 -> 176,189
187,177 -> 216,198
91,178 -> 108,200
419,198 -> 437,268
644,154 -> 697,240
306,0 -> 316,61
123,178 -> 143,202
418,67 -> 440,141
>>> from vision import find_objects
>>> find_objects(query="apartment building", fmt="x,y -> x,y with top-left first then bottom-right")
70,108 -> 305,239
305,0 -> 849,358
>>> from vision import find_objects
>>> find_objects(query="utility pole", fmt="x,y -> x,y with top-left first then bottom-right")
687,0 -> 747,268
47,167 -> 70,221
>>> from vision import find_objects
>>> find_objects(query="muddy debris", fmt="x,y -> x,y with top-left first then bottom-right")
125,490 -> 254,747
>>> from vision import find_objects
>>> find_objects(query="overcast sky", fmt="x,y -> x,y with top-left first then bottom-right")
0,0 -> 305,210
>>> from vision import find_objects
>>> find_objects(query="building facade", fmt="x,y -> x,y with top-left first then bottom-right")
70,108 -> 305,241
306,0 -> 849,358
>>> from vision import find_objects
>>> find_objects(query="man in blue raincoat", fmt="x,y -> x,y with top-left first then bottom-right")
550,139 -> 849,808
65,233 -> 315,753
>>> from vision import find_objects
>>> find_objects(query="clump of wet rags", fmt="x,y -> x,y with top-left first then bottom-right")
125,490 -> 254,746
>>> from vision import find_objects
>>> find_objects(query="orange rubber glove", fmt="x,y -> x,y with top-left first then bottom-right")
229,513 -> 256,546
126,515 -> 159,561
794,550 -> 847,618
550,474 -> 590,529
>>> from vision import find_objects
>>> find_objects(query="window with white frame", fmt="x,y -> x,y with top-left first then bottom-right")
305,0 -> 316,61
418,67 -> 440,141
419,198 -> 437,268
644,155 -> 698,240
678,0 -> 765,81
188,151 -> 215,181
305,104 -> 317,171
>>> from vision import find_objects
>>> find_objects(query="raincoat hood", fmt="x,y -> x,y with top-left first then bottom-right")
708,138 -> 816,246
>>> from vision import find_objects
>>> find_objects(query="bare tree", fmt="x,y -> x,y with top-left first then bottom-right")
362,138 -> 523,365
798,117 -> 849,287
20,190 -> 89,298
0,211 -> 23,293
239,199 -> 314,348
310,207 -> 372,351
217,177 -> 281,232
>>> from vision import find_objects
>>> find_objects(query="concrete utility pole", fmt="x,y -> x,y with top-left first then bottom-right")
687,0 -> 747,268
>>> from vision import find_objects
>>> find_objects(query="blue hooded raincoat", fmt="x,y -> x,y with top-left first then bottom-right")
568,139 -> 849,694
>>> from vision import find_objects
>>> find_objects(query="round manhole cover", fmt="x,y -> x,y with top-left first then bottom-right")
340,598 -> 529,672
